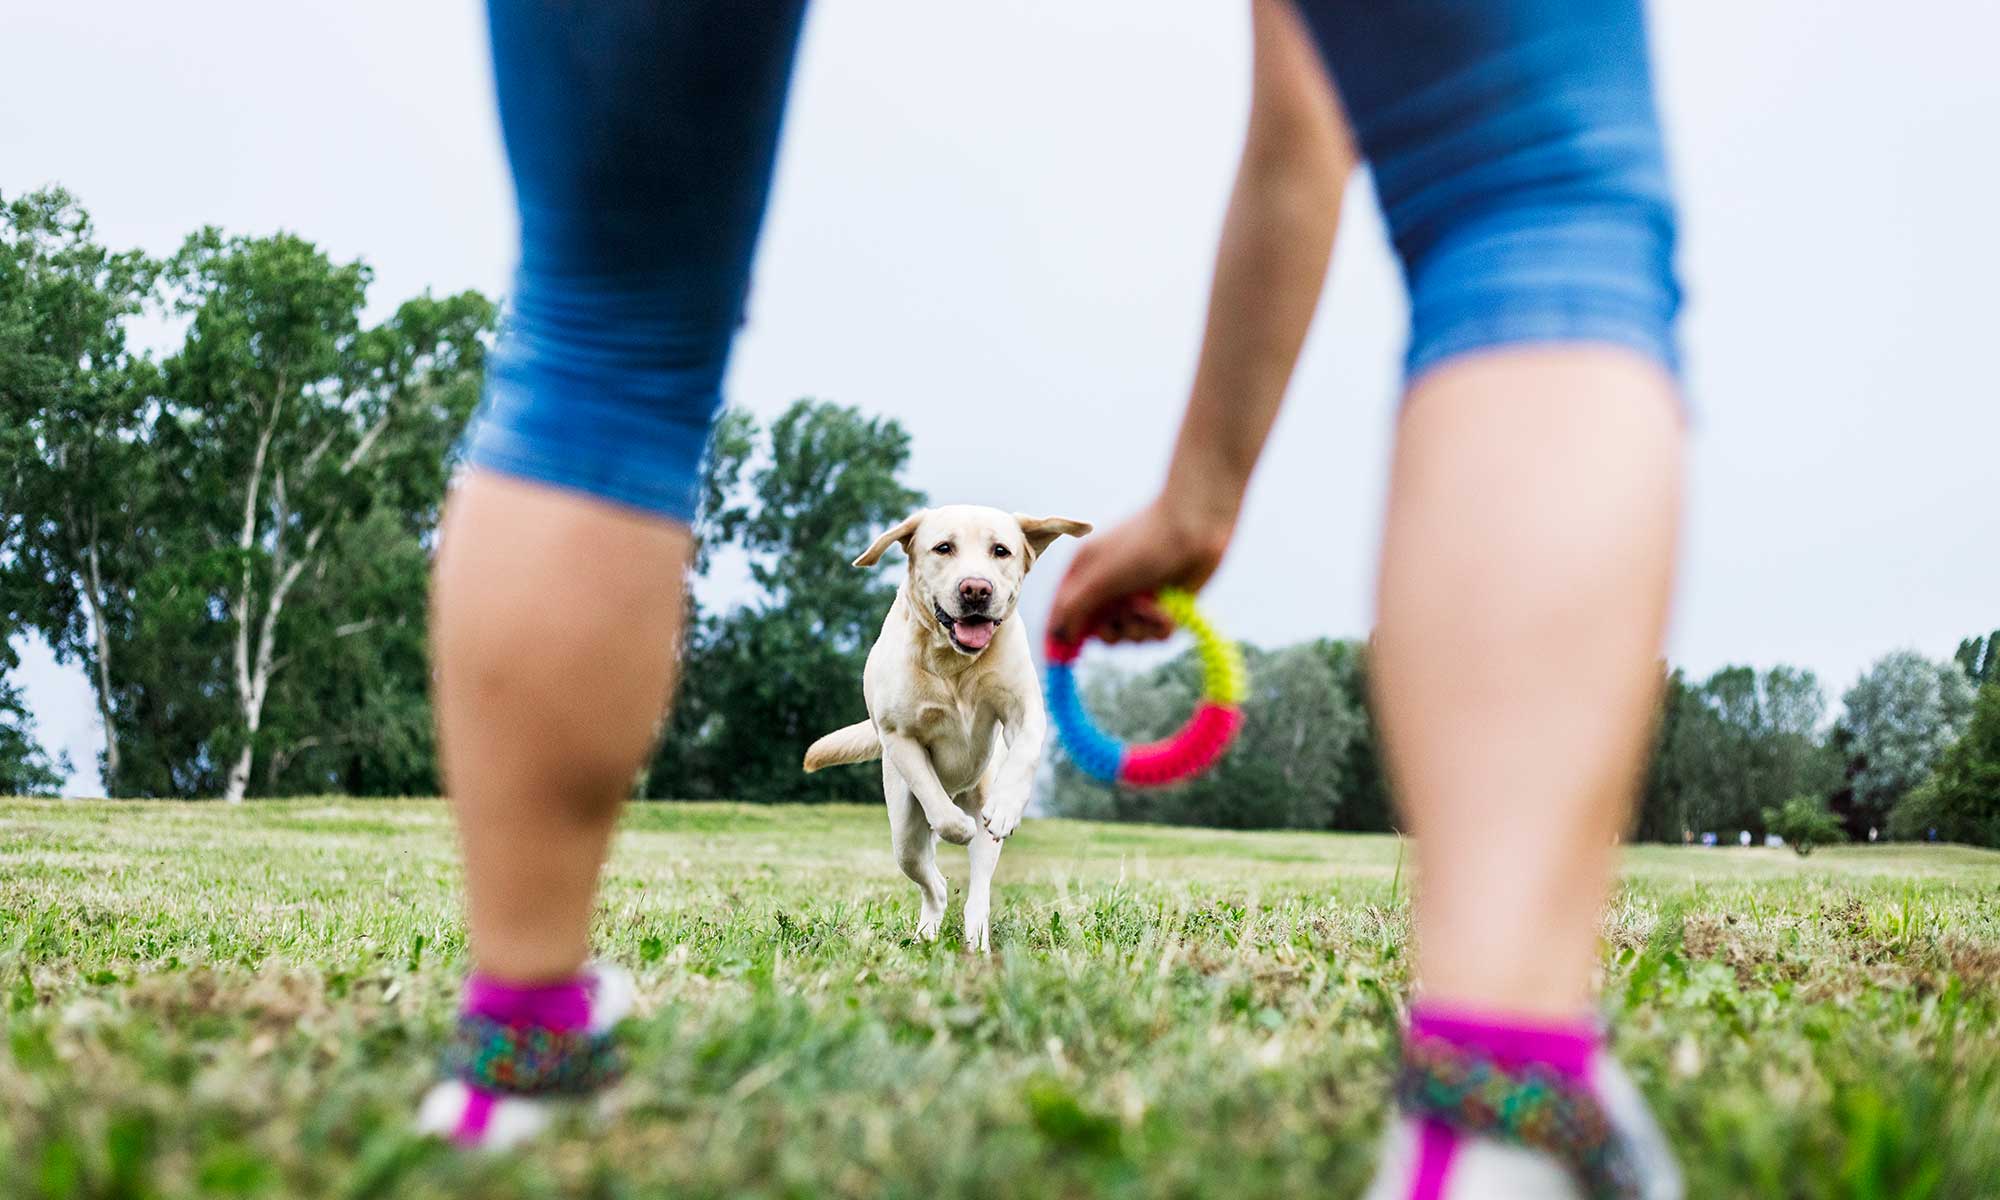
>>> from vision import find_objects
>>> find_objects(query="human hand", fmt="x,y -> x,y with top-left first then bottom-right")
1046,494 -> 1233,645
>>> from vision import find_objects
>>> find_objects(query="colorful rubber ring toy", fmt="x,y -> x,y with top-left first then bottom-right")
1045,588 -> 1248,787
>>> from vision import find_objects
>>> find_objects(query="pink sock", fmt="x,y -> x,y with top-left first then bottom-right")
465,973 -> 592,1032
1403,1003 -> 1602,1200
452,973 -> 592,1143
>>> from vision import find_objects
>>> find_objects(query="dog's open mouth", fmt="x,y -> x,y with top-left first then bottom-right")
935,601 -> 1000,654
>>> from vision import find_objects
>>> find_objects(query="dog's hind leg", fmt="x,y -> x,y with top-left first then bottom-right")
885,763 -> 948,941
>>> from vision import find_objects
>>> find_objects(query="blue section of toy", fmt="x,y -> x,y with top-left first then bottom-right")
1044,661 -> 1124,784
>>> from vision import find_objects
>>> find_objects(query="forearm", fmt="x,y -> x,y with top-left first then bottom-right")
1164,0 -> 1354,529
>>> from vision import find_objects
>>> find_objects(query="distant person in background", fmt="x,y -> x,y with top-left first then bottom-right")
424,0 -> 1687,1195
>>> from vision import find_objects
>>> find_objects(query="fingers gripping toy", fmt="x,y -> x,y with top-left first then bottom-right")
1044,588 -> 1248,787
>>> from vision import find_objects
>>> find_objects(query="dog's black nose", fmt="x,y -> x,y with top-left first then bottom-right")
959,577 -> 994,608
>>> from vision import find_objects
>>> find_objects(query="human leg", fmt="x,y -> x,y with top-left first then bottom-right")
422,0 -> 808,1144
1292,0 -> 1686,1192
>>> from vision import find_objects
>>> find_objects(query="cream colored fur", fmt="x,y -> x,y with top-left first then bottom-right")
803,505 -> 1088,950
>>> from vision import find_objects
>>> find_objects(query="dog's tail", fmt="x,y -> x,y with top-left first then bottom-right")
803,720 -> 881,773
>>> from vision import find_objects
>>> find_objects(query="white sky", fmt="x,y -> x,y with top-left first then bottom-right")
8,2 -> 1998,796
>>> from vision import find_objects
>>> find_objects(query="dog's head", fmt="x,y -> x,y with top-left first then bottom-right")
854,505 -> 1091,656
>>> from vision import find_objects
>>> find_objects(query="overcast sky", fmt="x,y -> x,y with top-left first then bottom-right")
9,2 -> 1998,796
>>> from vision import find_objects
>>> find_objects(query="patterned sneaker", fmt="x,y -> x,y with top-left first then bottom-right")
1363,1007 -> 1682,1200
415,961 -> 634,1149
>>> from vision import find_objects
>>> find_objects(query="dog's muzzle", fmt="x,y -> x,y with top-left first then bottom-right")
935,600 -> 1000,654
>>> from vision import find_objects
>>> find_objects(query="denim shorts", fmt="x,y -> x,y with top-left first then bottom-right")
465,0 -> 1681,523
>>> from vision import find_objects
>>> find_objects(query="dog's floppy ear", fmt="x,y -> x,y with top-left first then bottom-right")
853,510 -> 927,567
1014,514 -> 1093,563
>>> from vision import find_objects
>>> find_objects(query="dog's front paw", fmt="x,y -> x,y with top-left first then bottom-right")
983,803 -> 1025,841
963,910 -> 991,954
932,810 -> 978,845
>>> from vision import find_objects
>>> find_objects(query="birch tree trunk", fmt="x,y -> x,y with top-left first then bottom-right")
82,542 -> 122,793
64,496 -> 123,795
222,396 -> 281,804
221,396 -> 378,803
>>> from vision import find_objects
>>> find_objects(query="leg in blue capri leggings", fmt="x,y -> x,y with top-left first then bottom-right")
420,0 -> 810,1148
424,2 -> 1688,1190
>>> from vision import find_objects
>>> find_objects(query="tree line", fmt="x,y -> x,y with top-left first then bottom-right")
1049,637 -> 2000,848
4,189 -> 1997,847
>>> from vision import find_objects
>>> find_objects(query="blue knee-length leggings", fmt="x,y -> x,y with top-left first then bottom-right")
465,0 -> 1681,523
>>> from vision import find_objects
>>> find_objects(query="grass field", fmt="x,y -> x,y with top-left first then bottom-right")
3,800 -> 1999,1199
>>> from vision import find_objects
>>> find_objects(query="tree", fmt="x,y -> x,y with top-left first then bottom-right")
1841,650 -> 1976,834
7,199 -> 490,799
0,642 -> 68,796
249,505 -> 440,796
1891,685 -> 2000,847
1744,665 -> 1845,831
1886,776 -> 1944,843
1762,795 -> 1844,856
1956,632 -> 1999,689
0,188 -> 157,794
1634,666 -> 1695,842
646,400 -> 925,804
154,231 -> 490,801
1639,664 -> 1844,839
1316,637 -> 1395,832
1045,641 -> 1368,831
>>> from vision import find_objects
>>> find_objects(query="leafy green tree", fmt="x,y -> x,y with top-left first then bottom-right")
0,188 -> 157,794
0,642 -> 68,796
247,294 -> 489,797
1841,650 -> 1976,834
1316,637 -> 1395,832
1956,632 -> 1999,688
1046,641 -> 1368,831
1634,666 -> 1695,842
5,196 -> 491,799
1643,664 -> 1843,839
1742,665 -> 1845,833
250,506 -> 439,796
1891,685 -> 2000,847
1762,795 -> 1845,856
1887,776 -> 1944,843
647,400 -> 925,804
154,231 -> 490,800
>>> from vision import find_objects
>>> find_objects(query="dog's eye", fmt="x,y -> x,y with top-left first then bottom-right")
991,544 -> 1012,558
932,542 -> 954,555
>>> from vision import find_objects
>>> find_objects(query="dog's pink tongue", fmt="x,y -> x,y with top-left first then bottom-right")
954,619 -> 996,650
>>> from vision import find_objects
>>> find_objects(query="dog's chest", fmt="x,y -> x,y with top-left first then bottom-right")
913,690 -> 1002,793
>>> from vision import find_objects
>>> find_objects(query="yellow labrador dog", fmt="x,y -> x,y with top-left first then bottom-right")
803,505 -> 1090,950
